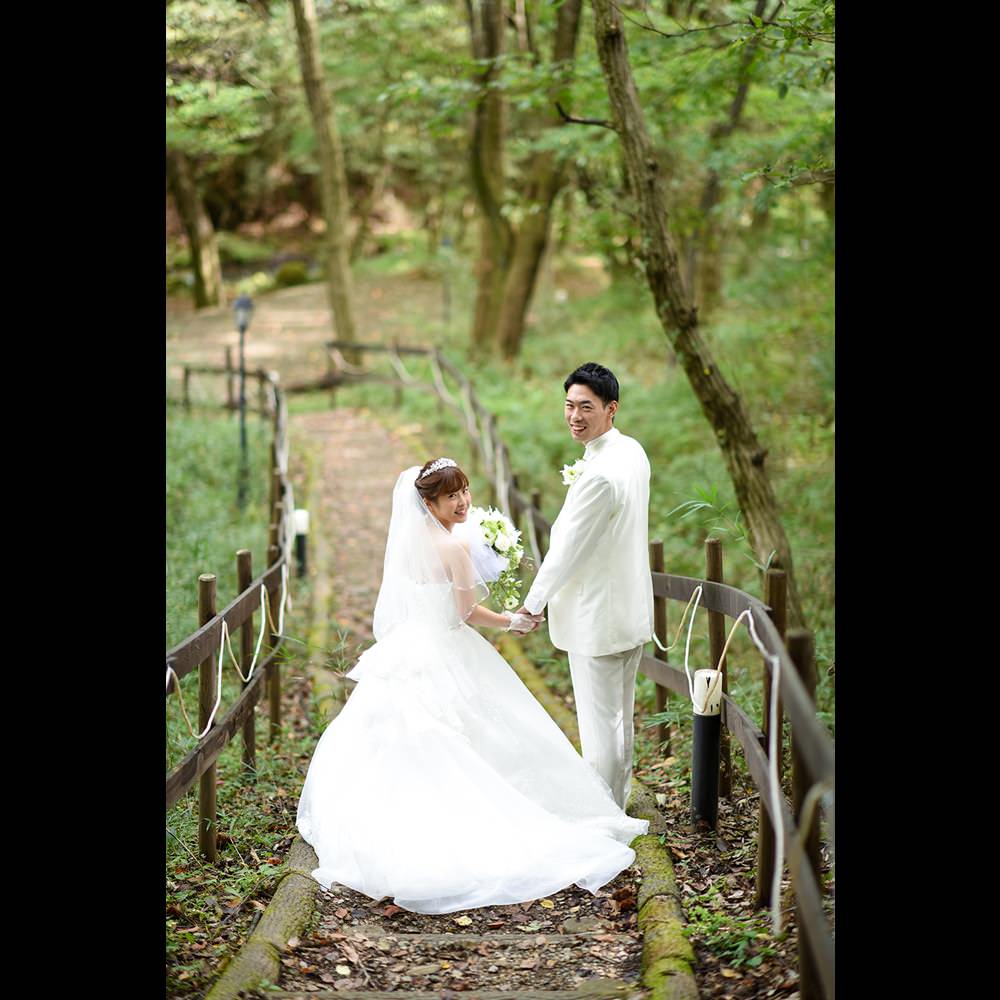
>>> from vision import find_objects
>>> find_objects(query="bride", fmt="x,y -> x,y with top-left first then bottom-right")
295,458 -> 648,914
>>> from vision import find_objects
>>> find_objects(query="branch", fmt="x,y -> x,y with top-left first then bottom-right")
555,101 -> 617,131
610,1 -> 833,45
789,169 -> 835,187
756,167 -> 835,187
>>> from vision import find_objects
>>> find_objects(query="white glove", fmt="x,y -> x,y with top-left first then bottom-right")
505,611 -> 541,634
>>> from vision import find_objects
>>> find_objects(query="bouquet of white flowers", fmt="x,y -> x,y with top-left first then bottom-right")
465,505 -> 528,612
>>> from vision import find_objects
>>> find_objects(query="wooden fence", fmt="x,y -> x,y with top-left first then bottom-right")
165,368 -> 294,865
291,340 -> 836,1000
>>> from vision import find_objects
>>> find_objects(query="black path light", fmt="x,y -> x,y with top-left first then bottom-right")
690,666 -> 723,830
294,507 -> 310,578
234,295 -> 254,510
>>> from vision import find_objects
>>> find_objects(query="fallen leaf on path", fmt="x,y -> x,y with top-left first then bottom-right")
335,964 -> 352,976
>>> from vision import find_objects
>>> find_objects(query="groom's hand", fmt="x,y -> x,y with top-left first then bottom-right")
506,612 -> 541,634
515,605 -> 544,622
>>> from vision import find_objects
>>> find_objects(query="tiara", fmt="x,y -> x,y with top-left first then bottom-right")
418,458 -> 458,480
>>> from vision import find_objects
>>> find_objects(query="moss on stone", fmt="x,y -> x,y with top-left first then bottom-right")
627,781 -> 668,836
640,908 -> 695,967
644,957 -> 700,1000
205,838 -> 320,1000
633,835 -> 681,911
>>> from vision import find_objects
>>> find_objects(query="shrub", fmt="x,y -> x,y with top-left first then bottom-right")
274,261 -> 310,287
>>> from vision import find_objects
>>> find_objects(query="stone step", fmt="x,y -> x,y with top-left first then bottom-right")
340,924 -> 631,947
259,978 -> 638,1000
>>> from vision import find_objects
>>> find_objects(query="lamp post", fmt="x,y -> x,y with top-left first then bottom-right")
234,295 -> 254,510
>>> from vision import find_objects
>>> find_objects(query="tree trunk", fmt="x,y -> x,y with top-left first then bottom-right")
684,0 -> 768,319
167,150 -> 223,308
556,187 -> 575,252
495,0 -> 583,360
496,162 -> 560,358
466,0 -> 510,352
290,0 -> 358,348
350,161 -> 389,263
350,106 -> 390,263
592,0 -> 806,629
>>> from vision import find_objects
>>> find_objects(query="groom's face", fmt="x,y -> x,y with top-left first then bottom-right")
565,384 -> 616,444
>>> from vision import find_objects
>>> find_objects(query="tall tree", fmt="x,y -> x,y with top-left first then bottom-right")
683,0 -> 770,317
464,0 -> 585,359
495,0 -> 583,360
289,0 -> 358,344
167,149 -> 224,308
466,0 -> 510,352
591,0 -> 807,628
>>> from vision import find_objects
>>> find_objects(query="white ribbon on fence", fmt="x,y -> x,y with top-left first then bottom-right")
388,347 -> 419,385
429,352 -> 459,410
165,563 -> 290,741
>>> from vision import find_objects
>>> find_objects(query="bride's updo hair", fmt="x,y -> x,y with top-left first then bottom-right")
415,459 -> 470,503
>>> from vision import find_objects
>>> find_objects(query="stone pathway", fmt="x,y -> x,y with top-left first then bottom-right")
291,408 -> 421,652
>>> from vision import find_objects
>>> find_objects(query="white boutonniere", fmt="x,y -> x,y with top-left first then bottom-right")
560,458 -> 587,487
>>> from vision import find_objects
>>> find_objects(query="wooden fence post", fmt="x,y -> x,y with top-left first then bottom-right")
269,509 -> 282,562
326,349 -> 339,408
650,539 -> 670,755
198,574 -> 218,862
269,445 -> 278,513
237,549 -> 256,779
271,467 -> 283,527
706,538 -> 731,799
788,628 -> 822,1000
267,544 -> 282,743
755,567 -> 787,908
531,490 -> 548,558
392,340 -> 403,409
183,366 -> 191,411
225,347 -> 235,411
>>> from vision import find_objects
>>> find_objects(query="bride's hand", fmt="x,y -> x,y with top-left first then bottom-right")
504,612 -> 541,634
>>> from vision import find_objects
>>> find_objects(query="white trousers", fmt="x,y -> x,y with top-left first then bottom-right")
567,643 -> 644,809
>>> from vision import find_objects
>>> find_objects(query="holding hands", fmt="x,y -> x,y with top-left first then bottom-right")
504,607 -> 545,634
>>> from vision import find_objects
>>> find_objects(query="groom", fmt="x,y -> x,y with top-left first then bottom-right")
518,362 -> 654,810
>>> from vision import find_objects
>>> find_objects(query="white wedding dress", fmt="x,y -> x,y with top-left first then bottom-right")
295,467 -> 648,915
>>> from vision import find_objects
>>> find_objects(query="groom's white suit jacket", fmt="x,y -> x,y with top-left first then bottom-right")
524,426 -> 654,657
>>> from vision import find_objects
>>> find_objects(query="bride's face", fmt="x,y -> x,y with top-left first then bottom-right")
426,483 -> 471,530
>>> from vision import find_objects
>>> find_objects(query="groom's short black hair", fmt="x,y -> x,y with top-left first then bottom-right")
564,362 -> 619,407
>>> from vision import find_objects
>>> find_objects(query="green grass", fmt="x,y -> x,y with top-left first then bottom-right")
166,407 -> 272,648
166,406 -> 274,771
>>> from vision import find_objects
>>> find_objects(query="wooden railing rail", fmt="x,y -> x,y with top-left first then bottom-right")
165,561 -> 285,688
